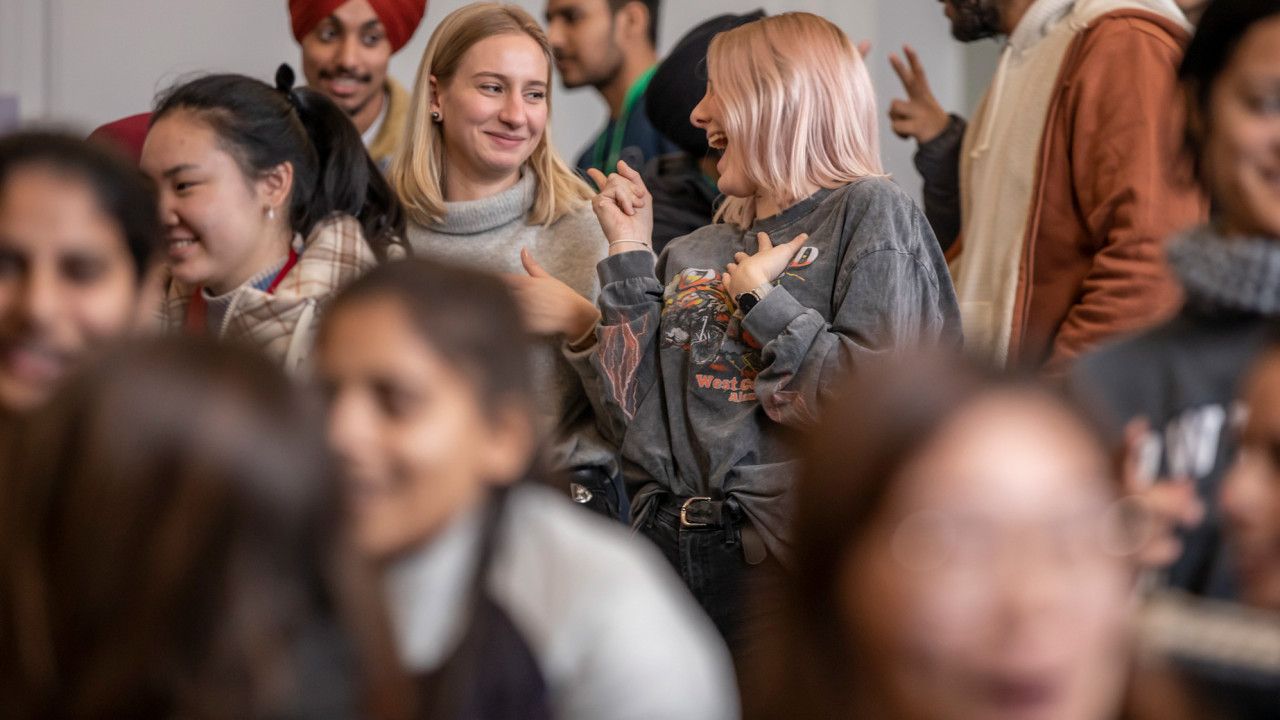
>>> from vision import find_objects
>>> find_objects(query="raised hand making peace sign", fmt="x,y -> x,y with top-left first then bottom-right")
888,45 -> 950,144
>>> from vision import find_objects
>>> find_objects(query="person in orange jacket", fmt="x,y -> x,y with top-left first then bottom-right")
889,0 -> 1209,375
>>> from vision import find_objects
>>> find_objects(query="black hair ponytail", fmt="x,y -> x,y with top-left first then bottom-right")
153,65 -> 407,261
273,65 -> 407,259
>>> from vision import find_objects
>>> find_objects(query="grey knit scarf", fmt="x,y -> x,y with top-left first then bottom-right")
1166,225 -> 1280,315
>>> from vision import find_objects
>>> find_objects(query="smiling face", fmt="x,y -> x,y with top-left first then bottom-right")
1222,350 -> 1280,610
690,82 -> 755,201
1201,16 -> 1280,239
299,0 -> 392,131
432,33 -> 550,192
141,112 -> 288,295
317,296 -> 534,560
0,167 -> 139,413
842,393 -> 1133,720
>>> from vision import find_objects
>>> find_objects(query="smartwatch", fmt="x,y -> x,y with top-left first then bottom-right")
735,283 -> 773,315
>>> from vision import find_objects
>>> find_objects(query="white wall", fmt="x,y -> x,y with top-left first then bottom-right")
0,0 -> 49,119
0,0 -> 989,201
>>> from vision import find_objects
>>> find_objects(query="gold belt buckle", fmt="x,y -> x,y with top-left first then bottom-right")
680,496 -> 714,527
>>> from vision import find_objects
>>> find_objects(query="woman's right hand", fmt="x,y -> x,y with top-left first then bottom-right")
587,161 -> 654,255
1120,417 -> 1206,570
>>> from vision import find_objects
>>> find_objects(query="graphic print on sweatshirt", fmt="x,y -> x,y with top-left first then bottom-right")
661,267 -> 763,404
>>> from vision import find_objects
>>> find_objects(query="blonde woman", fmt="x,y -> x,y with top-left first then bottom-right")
577,12 -> 963,650
389,3 -> 618,515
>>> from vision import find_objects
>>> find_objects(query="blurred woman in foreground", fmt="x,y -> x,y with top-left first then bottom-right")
0,132 -> 158,422
316,258 -> 736,720
0,339 -> 409,720
748,355 -> 1202,720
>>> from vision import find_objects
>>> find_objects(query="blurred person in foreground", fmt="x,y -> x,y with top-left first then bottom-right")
745,354 -> 1205,720
1152,339 -> 1280,719
316,258 -> 737,720
1074,0 -> 1280,600
1227,341 -> 1280,611
0,339 -> 411,720
0,132 -> 158,431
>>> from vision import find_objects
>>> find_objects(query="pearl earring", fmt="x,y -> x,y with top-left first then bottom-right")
268,207 -> 275,220
432,111 -> 440,121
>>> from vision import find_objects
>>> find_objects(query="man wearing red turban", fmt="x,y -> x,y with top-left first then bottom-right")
290,0 -> 427,168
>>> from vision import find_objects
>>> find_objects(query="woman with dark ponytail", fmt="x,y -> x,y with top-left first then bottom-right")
141,64 -> 407,372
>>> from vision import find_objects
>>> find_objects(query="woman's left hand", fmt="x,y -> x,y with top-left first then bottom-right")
723,231 -> 809,301
503,248 -> 601,339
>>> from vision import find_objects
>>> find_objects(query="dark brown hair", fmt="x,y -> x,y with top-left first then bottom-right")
319,258 -> 534,420
608,0 -> 660,46
0,338 -> 410,720
0,131 -> 159,279
1179,0 -> 1280,195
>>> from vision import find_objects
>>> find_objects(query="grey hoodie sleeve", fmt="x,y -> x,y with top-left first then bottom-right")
740,198 -> 960,428
565,250 -> 664,446
550,390 -> 620,477
913,114 -> 967,251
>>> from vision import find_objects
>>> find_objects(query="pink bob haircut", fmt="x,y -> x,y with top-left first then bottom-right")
706,12 -> 885,228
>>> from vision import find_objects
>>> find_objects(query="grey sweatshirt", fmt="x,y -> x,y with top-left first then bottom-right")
570,178 -> 962,563
407,171 -> 615,476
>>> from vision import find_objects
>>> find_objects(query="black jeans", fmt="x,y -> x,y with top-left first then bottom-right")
640,498 -> 784,661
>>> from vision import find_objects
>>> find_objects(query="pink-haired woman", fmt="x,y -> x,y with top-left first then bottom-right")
571,12 -> 962,652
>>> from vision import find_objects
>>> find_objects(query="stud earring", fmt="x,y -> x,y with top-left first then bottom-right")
432,111 -> 440,121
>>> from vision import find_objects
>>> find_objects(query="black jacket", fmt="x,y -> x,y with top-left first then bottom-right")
643,152 -> 720,255
1071,227 -> 1280,599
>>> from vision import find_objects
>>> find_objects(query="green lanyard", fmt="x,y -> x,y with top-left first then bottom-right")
591,64 -> 658,174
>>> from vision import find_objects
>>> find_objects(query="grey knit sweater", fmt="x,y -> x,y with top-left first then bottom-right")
407,170 -> 615,475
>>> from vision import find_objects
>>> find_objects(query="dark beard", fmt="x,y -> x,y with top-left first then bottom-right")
587,51 -> 626,95
948,0 -> 1004,42
586,14 -> 627,92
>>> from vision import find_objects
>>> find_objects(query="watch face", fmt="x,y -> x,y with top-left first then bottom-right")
737,292 -> 759,315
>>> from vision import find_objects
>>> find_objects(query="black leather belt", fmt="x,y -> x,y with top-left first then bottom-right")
656,495 -> 731,528
653,494 -> 769,565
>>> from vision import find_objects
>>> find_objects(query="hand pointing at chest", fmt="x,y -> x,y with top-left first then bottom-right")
722,231 -> 809,302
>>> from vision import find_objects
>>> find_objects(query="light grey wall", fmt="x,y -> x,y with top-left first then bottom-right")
0,0 -> 49,118
0,0 -> 993,201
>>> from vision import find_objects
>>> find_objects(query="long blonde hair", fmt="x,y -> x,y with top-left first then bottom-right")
709,13 -> 885,228
389,3 -> 592,227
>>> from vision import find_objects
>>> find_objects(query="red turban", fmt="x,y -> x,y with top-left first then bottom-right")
88,112 -> 152,164
289,0 -> 427,54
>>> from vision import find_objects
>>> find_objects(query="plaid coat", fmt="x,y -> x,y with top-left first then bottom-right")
161,214 -> 379,373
